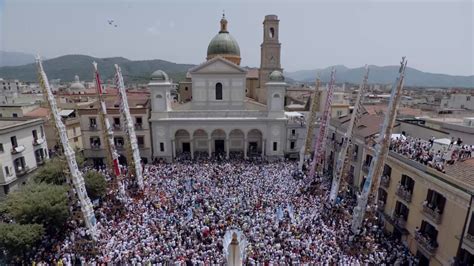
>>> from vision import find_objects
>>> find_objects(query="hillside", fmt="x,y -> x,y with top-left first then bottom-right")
0,54 -> 195,83
285,65 -> 474,88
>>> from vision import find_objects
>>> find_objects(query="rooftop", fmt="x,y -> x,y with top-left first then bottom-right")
445,158 -> 474,190
0,117 -> 43,131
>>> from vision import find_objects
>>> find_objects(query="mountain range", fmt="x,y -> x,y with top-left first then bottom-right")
285,65 -> 474,88
0,51 -> 472,87
0,53 -> 194,83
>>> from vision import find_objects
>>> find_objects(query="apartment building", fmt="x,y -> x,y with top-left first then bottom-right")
24,107 -> 83,151
0,118 -> 49,197
327,114 -> 474,266
77,96 -> 151,167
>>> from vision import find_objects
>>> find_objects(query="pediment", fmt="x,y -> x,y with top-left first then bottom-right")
189,57 -> 246,74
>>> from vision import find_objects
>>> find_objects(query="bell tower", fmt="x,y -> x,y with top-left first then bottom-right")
258,15 -> 282,104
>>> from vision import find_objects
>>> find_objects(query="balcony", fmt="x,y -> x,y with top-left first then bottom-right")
90,143 -> 101,150
36,157 -> 46,165
380,175 -> 390,188
135,123 -> 143,130
33,138 -> 45,146
113,124 -> 121,130
465,233 -> 474,247
115,144 -> 125,150
394,215 -> 407,229
89,124 -> 98,131
11,145 -> 25,155
14,166 -> 29,177
288,133 -> 298,140
415,231 -> 438,256
396,186 -> 412,203
377,200 -> 385,212
362,163 -> 371,173
422,204 -> 443,224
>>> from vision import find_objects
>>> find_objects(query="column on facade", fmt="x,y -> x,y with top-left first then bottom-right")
171,139 -> 176,161
244,138 -> 248,159
262,139 -> 266,158
190,138 -> 194,160
208,138 -> 212,159
226,138 -> 230,159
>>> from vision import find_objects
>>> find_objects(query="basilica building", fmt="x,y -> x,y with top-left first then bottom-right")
149,14 -> 305,161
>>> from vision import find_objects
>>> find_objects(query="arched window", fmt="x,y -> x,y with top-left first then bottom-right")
156,94 -> 163,99
269,27 -> 275,38
273,93 -> 280,98
215,82 -> 223,100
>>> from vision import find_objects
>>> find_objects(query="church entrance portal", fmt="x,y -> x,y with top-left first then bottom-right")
182,142 -> 190,153
249,142 -> 258,155
215,140 -> 225,154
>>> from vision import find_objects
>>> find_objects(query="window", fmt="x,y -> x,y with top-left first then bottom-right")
136,117 -> 142,125
32,130 -> 38,140
383,164 -> 392,177
137,136 -> 145,147
273,142 -> 278,151
160,142 -> 165,152
4,166 -> 9,176
353,145 -> 359,159
156,94 -> 163,99
40,126 -> 44,137
364,154 -> 373,166
215,82 -> 223,100
185,87 -> 188,91
10,136 -> 17,147
74,137 -> 79,143
90,137 -> 101,148
12,113 -> 18,117
378,188 -> 387,205
420,220 -> 438,244
291,129 -> 296,135
401,174 -> 415,193
467,96 -> 471,101
290,141 -> 295,149
395,201 -> 410,220
468,213 -> 474,236
337,110 -> 343,117
273,93 -> 280,98
114,137 -> 125,148
0,143 -> 3,152
114,117 -> 120,126
425,189 -> 446,214
89,117 -> 97,128
269,27 -> 275,38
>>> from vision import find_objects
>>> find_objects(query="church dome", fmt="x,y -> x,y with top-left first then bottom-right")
150,70 -> 169,81
206,15 -> 241,65
269,70 -> 285,82
69,75 -> 85,91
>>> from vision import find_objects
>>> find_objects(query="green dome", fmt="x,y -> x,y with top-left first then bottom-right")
207,32 -> 240,57
269,70 -> 285,82
150,70 -> 169,81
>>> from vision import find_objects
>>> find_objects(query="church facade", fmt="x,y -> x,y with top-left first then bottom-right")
149,14 -> 305,162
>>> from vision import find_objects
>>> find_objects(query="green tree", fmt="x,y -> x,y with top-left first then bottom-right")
0,183 -> 69,233
84,171 -> 107,200
0,223 -> 44,261
34,157 -> 67,185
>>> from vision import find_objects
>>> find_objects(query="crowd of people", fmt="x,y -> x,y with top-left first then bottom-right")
28,153 -> 417,265
390,134 -> 473,173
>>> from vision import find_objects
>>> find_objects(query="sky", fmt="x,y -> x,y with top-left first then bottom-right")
0,0 -> 473,75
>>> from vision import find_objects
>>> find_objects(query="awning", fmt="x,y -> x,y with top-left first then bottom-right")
59,109 -> 74,117
284,111 -> 304,118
